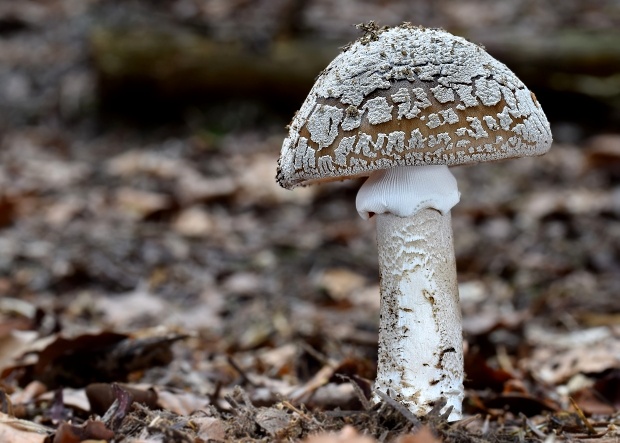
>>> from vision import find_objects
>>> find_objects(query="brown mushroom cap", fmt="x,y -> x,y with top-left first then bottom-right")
277,24 -> 553,189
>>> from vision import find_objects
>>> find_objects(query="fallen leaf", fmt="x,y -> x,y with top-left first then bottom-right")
316,268 -> 368,303
86,383 -> 158,415
106,149 -> 237,203
255,407 -> 301,438
571,386 -> 617,416
301,425 -> 377,443
0,412 -> 52,443
114,187 -> 172,219
53,420 -> 114,443
584,134 -> 620,178
176,172 -> 237,204
525,326 -> 620,384
106,150 -> 187,178
233,153 -> 315,205
395,426 -> 442,443
172,207 -> 216,237
592,368 -> 620,410
96,285 -> 170,328
10,381 -> 47,407
0,330 -> 39,374
0,196 -> 17,228
26,330 -> 186,388
191,415 -> 226,442
154,388 -> 210,415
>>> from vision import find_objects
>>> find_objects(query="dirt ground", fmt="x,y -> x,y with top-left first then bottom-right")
0,1 -> 619,442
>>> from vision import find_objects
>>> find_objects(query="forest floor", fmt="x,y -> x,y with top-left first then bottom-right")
1,1 -> 619,442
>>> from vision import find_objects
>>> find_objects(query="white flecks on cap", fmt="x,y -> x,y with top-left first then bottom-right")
306,104 -> 343,148
276,25 -> 553,189
355,165 -> 460,220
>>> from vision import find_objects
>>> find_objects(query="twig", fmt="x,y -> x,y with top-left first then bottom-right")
280,400 -> 312,422
226,355 -> 257,387
569,397 -> 596,435
298,341 -> 332,366
374,389 -> 420,427
336,374 -> 372,411
519,412 -> 547,439
450,413 -> 481,429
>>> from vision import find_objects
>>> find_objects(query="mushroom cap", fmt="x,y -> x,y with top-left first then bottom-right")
277,24 -> 553,189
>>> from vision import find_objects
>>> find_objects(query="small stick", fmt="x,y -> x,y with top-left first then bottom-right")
569,397 -> 596,435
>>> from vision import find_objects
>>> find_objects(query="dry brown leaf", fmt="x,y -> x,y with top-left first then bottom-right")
254,343 -> 297,373
106,149 -> 237,203
307,382 -> 359,409
0,412 -> 52,443
114,187 -> 171,219
154,388 -> 209,415
290,364 -> 337,403
43,197 -> 84,227
9,381 -> 47,406
571,386 -> 617,416
233,153 -> 315,205
395,426 -> 443,443
106,150 -> 187,178
53,420 -> 114,443
0,195 -> 17,228
15,329 -> 186,389
525,326 -> 620,384
176,172 -> 237,204
255,407 -> 301,438
37,388 -> 90,412
222,272 -> 263,296
585,133 -> 620,176
317,268 -> 368,303
2,135 -> 90,190
172,207 -> 216,237
0,330 -> 39,373
96,286 -> 170,328
165,290 -> 224,332
518,189 -> 613,222
301,425 -> 377,443
86,383 -> 158,415
191,416 -> 226,442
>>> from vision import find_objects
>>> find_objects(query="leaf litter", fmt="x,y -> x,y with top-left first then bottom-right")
1,1 -> 620,442
1,126 -> 619,442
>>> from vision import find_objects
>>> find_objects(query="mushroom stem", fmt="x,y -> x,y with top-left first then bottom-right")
374,210 -> 463,420
355,165 -> 463,420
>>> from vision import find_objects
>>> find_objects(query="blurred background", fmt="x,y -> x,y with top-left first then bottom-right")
2,0 -> 620,134
1,0 -> 620,420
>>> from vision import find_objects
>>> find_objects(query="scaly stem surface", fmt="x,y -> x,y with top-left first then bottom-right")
374,209 -> 463,420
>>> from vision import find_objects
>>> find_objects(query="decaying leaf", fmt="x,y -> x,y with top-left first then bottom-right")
2,330 -> 188,389
0,412 -> 52,443
316,268 -> 369,303
525,325 -> 620,384
302,425 -> 377,443
255,406 -> 302,439
114,187 -> 172,219
584,134 -> 620,178
395,426 -> 443,443
154,387 -> 211,415
53,419 -> 115,443
191,415 -> 226,442
86,383 -> 158,415
0,330 -> 40,375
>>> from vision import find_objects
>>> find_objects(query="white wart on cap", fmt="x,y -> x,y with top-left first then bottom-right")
276,24 -> 552,189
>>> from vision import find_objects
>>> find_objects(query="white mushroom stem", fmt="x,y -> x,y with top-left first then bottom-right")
356,165 -> 464,420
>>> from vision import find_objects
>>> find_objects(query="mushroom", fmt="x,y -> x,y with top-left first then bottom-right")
276,23 -> 552,420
